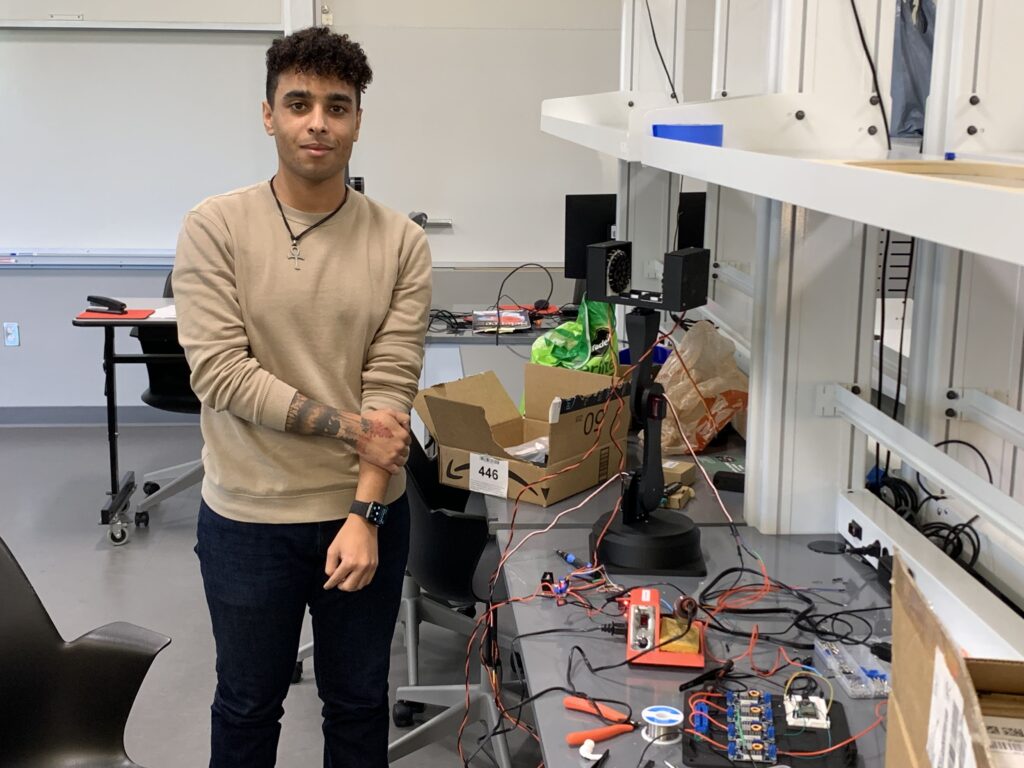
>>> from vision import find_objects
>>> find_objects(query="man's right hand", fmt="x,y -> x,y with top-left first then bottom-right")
356,410 -> 411,474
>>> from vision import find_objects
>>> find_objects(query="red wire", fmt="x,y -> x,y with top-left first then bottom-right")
684,729 -> 729,751
688,710 -> 728,731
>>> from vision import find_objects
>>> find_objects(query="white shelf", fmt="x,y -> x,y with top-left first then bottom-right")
542,90 -> 1024,264
641,137 -> 1024,268
540,91 -> 677,161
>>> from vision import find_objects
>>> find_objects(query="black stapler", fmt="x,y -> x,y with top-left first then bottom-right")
86,295 -> 127,315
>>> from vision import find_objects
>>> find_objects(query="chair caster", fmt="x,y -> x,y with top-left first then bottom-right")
108,520 -> 130,546
392,700 -> 420,727
134,511 -> 150,527
291,661 -> 303,684
143,481 -> 160,496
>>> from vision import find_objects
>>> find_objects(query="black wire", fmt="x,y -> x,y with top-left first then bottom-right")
268,174 -> 348,245
885,237 -> 915,475
510,626 -> 603,649
921,515 -> 982,569
848,0 -> 892,150
876,475 -> 919,520
921,439 -> 995,485
472,621 -> 628,748
672,175 -> 686,248
566,614 -> 695,679
428,308 -> 462,333
875,229 -> 891,476
916,438 -> 995,509
461,683 -> 570,765
699,567 -> 890,647
634,733 -> 679,768
493,263 -> 554,346
644,0 -> 679,102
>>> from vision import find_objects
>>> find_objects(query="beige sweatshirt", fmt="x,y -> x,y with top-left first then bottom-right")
173,182 -> 432,523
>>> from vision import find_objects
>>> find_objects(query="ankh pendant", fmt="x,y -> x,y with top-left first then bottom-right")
289,243 -> 304,270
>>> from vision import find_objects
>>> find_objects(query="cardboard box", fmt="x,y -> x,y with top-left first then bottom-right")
412,365 -> 629,507
663,487 -> 695,510
662,459 -> 697,486
888,555 -> 1024,768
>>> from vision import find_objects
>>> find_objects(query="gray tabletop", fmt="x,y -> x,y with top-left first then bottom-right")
497,526 -> 889,768
426,327 -> 546,346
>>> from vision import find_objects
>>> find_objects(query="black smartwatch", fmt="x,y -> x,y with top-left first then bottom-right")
349,500 -> 388,527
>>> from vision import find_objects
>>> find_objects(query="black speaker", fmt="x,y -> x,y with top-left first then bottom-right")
586,241 -> 631,301
662,248 -> 710,312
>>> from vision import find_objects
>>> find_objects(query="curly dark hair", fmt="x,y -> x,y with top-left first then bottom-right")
266,27 -> 373,107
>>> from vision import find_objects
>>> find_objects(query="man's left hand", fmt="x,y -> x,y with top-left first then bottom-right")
324,515 -> 379,591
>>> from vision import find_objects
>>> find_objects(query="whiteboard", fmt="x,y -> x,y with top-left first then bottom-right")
0,28 -> 278,254
1,4 -> 621,266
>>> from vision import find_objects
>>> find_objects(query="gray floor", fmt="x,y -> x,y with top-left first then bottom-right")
0,424 -> 540,767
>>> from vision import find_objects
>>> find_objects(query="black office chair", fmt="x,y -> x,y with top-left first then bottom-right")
0,535 -> 170,767
386,435 -> 513,768
130,272 -> 203,530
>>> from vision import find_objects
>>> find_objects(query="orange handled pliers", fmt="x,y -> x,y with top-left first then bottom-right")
563,695 -> 638,746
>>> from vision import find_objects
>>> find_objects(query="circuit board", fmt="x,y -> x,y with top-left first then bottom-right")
685,694 -> 857,768
783,694 -> 830,730
724,690 -> 777,762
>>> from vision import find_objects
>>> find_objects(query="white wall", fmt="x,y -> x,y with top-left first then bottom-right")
332,0 -> 621,266
682,0 -> 715,103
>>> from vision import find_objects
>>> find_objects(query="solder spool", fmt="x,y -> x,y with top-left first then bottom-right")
640,705 -> 685,746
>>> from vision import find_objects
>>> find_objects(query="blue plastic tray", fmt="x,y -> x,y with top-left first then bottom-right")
651,123 -> 724,147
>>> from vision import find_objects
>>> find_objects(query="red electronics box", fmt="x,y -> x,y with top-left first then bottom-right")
625,587 -> 705,668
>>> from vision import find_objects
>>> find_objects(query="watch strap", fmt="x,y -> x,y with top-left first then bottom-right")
350,500 -> 388,526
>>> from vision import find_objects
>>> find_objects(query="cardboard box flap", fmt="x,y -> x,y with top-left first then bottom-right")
420,394 -> 515,459
523,364 -> 620,421
968,658 -> 1024,703
891,555 -> 995,768
413,371 -> 520,438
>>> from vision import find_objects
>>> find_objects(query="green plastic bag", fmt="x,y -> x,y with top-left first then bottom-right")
530,298 -> 618,376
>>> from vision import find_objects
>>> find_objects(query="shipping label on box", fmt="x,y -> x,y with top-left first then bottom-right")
927,648 -> 978,768
985,717 -> 1024,768
469,453 -> 508,497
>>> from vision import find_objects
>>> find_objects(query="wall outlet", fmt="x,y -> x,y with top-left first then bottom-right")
3,322 -> 20,347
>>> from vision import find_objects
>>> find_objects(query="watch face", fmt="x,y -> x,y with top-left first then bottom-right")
366,502 -> 388,526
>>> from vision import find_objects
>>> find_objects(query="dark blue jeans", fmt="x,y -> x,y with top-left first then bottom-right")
195,495 -> 410,768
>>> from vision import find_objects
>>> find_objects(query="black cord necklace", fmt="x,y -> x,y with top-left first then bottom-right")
269,175 -> 348,271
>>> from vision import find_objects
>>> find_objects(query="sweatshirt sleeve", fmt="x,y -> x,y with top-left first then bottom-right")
360,225 -> 433,414
173,209 -> 298,431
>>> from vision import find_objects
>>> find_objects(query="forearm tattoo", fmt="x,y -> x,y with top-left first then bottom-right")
285,393 -> 393,449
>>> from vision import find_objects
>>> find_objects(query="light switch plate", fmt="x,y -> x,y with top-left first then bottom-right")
4,322 -> 20,347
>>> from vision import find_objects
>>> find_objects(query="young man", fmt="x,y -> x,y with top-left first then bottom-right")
173,27 -> 432,768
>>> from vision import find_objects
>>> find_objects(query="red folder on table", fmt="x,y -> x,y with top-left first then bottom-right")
76,309 -> 155,320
